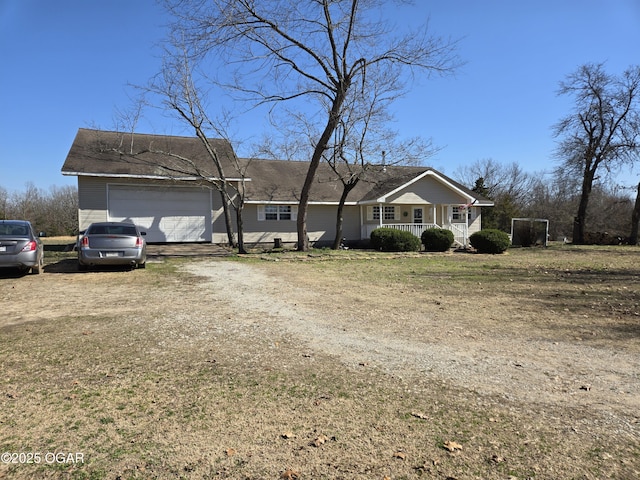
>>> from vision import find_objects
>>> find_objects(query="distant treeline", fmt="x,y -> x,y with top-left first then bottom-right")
454,159 -> 638,242
1,183 -> 78,237
2,167 -> 638,242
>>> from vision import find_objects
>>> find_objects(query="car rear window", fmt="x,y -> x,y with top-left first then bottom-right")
89,225 -> 138,235
0,224 -> 28,236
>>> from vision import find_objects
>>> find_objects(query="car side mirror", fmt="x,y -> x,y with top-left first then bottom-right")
141,231 -> 147,236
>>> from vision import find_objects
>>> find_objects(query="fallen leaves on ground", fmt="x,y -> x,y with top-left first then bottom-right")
280,469 -> 300,479
443,440 -> 463,452
311,434 -> 328,447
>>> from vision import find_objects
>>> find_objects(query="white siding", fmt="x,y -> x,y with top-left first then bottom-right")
388,175 -> 467,205
469,207 -> 482,235
241,204 -> 298,244
77,177 -> 109,230
239,203 -> 361,245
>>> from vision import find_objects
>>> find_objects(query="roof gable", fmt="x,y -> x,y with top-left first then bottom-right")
365,169 -> 489,205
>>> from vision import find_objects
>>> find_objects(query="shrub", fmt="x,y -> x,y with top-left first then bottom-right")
469,229 -> 511,254
421,228 -> 454,252
370,228 -> 421,252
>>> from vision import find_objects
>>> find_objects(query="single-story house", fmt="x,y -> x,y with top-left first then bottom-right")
61,128 -> 493,247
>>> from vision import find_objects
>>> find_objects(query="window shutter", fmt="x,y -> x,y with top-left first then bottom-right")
366,206 -> 373,221
257,205 -> 265,221
394,206 -> 400,221
291,206 -> 298,221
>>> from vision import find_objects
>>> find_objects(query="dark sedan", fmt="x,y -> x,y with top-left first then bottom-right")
0,220 -> 44,274
78,222 -> 147,270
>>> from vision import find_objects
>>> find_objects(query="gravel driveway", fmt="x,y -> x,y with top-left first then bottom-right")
184,260 -> 640,431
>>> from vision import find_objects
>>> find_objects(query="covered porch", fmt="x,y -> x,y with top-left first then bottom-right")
360,203 -> 476,248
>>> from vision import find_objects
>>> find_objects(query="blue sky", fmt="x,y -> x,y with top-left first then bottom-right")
1,0 -> 639,193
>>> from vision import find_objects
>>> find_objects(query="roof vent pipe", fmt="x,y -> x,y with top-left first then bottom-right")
382,150 -> 386,172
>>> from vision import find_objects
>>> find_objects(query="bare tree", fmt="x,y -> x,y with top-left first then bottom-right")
454,158 -> 537,231
148,39 -> 250,253
553,63 -> 640,244
261,62 -> 438,249
0,184 -> 78,235
111,35 -> 251,252
523,170 -> 579,240
0,186 -> 8,220
10,183 -> 44,226
45,186 -> 79,236
454,158 -> 536,203
165,0 -> 460,250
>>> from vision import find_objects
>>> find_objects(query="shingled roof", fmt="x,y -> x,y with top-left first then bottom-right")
62,128 -> 490,205
241,158 -> 433,204
61,128 -> 239,180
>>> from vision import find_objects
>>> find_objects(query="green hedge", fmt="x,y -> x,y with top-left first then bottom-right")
469,229 -> 511,254
421,228 -> 454,252
370,228 -> 421,252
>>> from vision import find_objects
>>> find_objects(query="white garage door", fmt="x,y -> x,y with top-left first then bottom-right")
108,185 -> 212,243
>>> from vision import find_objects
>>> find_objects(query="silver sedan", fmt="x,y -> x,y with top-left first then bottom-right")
78,222 -> 147,270
0,220 -> 44,274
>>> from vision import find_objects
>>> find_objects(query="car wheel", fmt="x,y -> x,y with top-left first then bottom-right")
138,262 -> 146,269
31,256 -> 43,274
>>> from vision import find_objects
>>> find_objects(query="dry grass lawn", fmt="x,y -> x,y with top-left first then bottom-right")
0,243 -> 638,479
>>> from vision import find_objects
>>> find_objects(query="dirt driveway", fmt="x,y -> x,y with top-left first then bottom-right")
1,248 -> 639,479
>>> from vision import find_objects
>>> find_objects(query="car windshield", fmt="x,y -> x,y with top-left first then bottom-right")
88,225 -> 138,236
0,224 -> 28,236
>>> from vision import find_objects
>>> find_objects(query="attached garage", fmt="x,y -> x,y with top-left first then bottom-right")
107,185 -> 212,243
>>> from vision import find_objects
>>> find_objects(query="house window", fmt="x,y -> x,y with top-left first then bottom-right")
277,206 -> 291,220
367,205 -> 399,221
258,205 -> 297,221
452,206 -> 470,222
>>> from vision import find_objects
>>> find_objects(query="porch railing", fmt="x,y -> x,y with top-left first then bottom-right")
447,224 -> 468,247
364,223 -> 468,247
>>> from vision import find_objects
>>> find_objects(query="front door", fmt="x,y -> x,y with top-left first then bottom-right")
413,207 -> 424,224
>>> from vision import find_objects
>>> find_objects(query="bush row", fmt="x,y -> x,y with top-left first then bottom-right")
370,227 -> 511,254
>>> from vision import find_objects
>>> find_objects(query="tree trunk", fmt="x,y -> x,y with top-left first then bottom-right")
236,204 -> 247,254
218,188 -> 237,248
572,168 -> 595,244
297,91 -> 348,251
332,179 -> 359,250
630,182 -> 640,245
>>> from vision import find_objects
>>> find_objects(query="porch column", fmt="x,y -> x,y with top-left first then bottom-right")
378,202 -> 383,228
